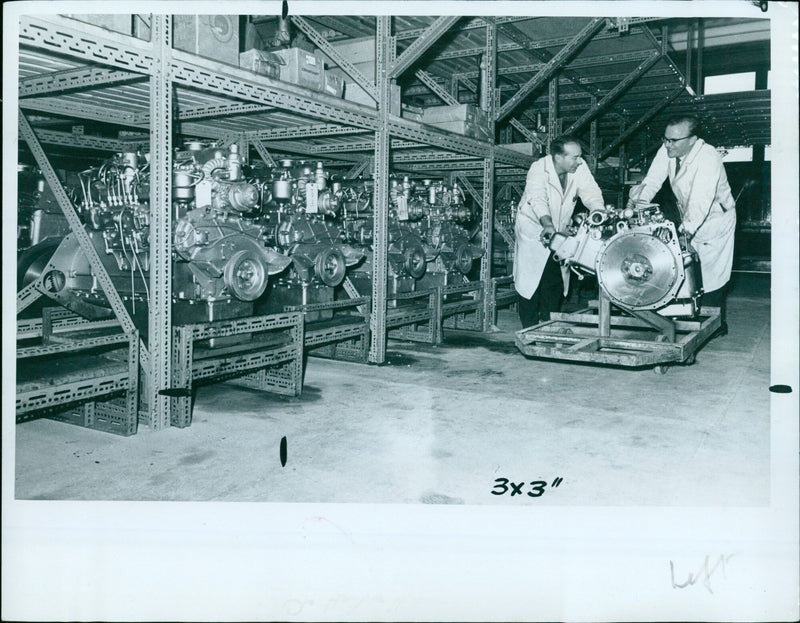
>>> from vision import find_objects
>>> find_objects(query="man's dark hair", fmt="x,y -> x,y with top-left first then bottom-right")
549,134 -> 582,156
665,114 -> 702,137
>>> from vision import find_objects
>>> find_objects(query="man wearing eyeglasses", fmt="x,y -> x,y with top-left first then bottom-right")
514,134 -> 606,328
627,114 -> 736,336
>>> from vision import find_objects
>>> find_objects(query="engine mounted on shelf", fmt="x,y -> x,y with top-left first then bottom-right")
548,202 -> 703,316
389,176 -> 483,289
257,159 -> 364,288
27,143 -> 291,326
490,192 -> 519,276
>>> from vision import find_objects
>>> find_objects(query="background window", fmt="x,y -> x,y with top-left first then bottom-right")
704,71 -> 756,94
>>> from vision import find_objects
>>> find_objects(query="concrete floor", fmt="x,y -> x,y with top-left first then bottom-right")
14,273 -> 771,505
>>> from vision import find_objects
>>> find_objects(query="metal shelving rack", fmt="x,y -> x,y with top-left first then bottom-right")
16,14 -> 770,428
16,13 -> 534,429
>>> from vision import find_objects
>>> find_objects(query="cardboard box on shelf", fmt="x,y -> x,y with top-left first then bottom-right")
273,47 -> 325,91
421,103 -> 488,126
173,15 -> 240,67
323,72 -> 345,98
239,49 -> 282,80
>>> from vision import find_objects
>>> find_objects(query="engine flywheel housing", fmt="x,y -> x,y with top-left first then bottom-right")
596,231 -> 681,310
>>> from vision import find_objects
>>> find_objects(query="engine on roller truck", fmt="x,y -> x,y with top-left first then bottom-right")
547,202 -> 703,317
30,142 -> 292,329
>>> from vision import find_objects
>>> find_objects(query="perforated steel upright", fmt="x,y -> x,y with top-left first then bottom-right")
369,16 -> 392,364
480,20 -> 497,330
548,78 -> 559,148
147,14 -> 173,429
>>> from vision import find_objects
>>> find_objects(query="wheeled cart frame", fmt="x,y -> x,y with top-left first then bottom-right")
515,294 -> 721,373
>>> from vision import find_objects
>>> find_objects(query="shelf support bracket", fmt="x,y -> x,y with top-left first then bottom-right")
17,111 -> 136,336
599,85 -> 685,160
389,16 -> 461,79
291,15 -> 380,102
495,17 -> 605,122
414,69 -> 460,106
564,50 -> 661,135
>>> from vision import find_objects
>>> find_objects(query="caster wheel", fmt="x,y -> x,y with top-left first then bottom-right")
654,364 -> 669,375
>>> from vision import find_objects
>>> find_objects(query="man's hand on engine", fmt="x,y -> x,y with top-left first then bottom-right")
626,184 -> 643,210
539,224 -> 556,246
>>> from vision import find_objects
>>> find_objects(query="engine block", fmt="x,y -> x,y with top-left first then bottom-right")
26,144 -> 291,324
549,203 -> 703,316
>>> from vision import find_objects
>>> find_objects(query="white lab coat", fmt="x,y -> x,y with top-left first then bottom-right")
633,139 -> 736,292
513,155 -> 605,299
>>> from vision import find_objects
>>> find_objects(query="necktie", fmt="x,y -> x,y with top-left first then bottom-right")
675,157 -> 681,174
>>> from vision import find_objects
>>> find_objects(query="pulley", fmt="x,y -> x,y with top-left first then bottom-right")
454,243 -> 474,275
314,247 -> 347,287
224,250 -> 268,301
403,243 -> 427,279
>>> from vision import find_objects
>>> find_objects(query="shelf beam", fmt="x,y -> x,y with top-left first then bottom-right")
19,66 -> 144,97
169,50 -> 380,130
19,15 -> 155,73
135,102 -> 274,124
245,124 -> 365,141
255,139 -> 368,164
22,128 -> 133,151
19,97 -> 139,126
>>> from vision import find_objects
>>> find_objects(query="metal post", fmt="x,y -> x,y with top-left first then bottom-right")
618,145 -> 627,210
481,155 -> 495,330
695,19 -> 704,95
589,96 -> 598,174
548,78 -> 558,148
685,21 -> 694,93
370,16 -> 391,364
147,14 -> 173,429
481,19 -> 497,330
598,291 -> 611,337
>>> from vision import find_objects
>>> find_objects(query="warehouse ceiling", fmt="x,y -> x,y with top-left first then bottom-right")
17,13 -> 770,188
254,15 -> 770,149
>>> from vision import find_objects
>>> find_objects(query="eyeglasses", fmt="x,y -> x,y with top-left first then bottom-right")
662,135 -> 694,145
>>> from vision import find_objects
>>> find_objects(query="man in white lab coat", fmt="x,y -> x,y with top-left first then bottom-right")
514,135 -> 606,328
628,115 -> 736,335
